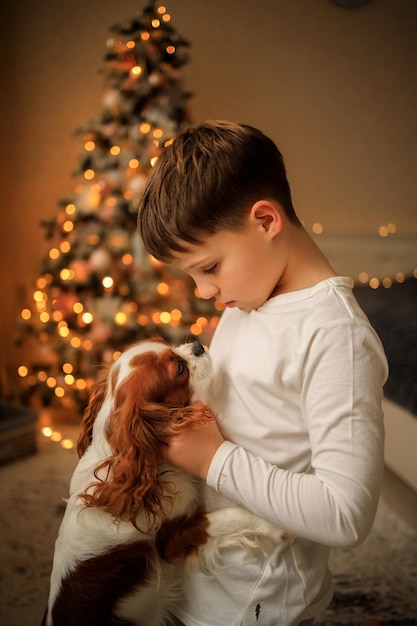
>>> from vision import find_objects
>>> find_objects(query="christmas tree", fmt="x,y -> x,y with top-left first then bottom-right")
16,1 -> 222,413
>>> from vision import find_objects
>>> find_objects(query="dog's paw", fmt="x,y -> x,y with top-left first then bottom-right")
207,506 -> 291,544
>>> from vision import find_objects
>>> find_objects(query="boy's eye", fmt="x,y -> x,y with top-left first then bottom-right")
203,263 -> 218,275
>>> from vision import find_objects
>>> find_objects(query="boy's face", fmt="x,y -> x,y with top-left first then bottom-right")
170,206 -> 283,312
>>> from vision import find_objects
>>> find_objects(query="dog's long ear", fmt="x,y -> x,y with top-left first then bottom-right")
80,377 -> 173,529
97,401 -> 216,525
77,372 -> 108,458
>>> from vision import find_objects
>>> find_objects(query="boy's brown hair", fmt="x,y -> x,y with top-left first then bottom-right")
137,120 -> 300,262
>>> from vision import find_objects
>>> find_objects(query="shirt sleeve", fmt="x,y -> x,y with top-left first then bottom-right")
206,319 -> 389,549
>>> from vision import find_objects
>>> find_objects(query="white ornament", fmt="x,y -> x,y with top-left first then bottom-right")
89,247 -> 112,272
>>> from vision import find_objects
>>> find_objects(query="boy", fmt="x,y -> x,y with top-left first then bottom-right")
137,120 -> 388,626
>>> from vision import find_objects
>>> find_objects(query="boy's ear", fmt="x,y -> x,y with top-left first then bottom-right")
249,200 -> 283,236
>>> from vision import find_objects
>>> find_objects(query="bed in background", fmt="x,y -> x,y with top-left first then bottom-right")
315,233 -> 417,493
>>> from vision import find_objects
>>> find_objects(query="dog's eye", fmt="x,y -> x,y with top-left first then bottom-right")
176,360 -> 186,377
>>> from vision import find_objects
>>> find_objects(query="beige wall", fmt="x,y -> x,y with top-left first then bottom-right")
1,0 -> 417,393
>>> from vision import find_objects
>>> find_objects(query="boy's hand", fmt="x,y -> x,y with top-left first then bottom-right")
160,418 -> 225,479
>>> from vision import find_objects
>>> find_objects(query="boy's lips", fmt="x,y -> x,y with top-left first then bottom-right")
224,300 -> 236,308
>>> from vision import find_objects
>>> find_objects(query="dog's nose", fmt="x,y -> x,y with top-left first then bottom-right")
192,341 -> 205,356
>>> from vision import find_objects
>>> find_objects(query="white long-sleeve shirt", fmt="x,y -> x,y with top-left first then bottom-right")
174,277 -> 388,626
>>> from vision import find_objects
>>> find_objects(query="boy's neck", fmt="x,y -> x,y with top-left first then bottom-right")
270,226 -> 336,298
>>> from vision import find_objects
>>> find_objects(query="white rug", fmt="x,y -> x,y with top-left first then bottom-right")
1,431 -> 416,626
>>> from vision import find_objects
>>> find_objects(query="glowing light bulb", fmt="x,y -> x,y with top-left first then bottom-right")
196,317 -> 208,329
52,311 -> 63,322
49,248 -> 60,260
82,312 -> 93,324
160,311 -> 172,324
60,269 -> 72,281
171,309 -> 182,322
114,312 -> 127,325
62,220 -> 74,233
102,276 -> 114,289
33,290 -> 45,302
157,282 -> 169,295
122,253 -> 133,265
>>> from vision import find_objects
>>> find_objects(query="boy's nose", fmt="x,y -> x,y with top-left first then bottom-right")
196,282 -> 219,300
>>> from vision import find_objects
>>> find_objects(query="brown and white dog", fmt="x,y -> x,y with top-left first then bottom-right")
43,339 -> 290,626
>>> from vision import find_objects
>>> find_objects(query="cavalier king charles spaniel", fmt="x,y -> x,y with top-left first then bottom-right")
43,338 -> 290,626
